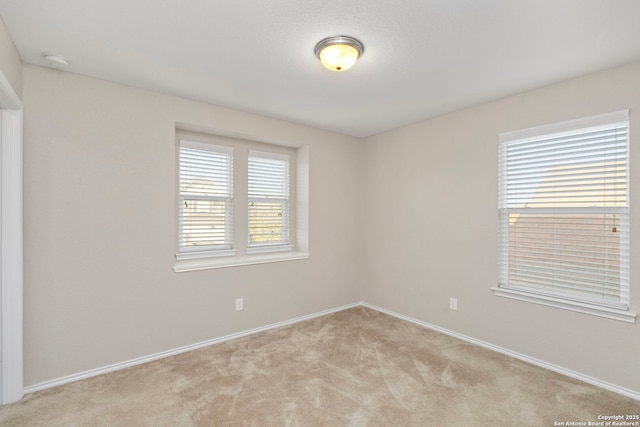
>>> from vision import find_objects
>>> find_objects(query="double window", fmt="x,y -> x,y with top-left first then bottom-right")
496,110 -> 634,322
176,133 -> 302,270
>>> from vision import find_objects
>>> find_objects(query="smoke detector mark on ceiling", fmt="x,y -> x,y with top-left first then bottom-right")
42,52 -> 69,69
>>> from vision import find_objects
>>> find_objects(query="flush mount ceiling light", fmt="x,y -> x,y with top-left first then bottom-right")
314,36 -> 364,72
42,52 -> 70,69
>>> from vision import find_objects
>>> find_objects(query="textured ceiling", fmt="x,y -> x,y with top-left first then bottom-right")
2,0 -> 640,137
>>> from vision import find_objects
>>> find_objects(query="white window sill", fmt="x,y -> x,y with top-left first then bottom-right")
492,286 -> 637,323
175,249 -> 237,261
174,250 -> 309,272
246,244 -> 293,255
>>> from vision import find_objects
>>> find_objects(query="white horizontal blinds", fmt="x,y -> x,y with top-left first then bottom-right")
179,141 -> 233,252
498,112 -> 629,308
504,126 -> 628,209
248,151 -> 290,246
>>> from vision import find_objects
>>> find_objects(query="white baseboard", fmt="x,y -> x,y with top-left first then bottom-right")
361,302 -> 640,401
24,302 -> 360,394
24,300 -> 640,402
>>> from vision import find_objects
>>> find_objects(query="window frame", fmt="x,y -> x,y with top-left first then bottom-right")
493,110 -> 636,323
247,150 -> 293,254
176,140 -> 235,260
173,130 -> 308,272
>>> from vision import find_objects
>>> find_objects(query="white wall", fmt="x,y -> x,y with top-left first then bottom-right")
22,65 -> 362,386
20,53 -> 640,395
361,60 -> 640,393
0,17 -> 21,97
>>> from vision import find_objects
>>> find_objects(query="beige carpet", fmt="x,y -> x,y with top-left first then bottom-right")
1,306 -> 638,426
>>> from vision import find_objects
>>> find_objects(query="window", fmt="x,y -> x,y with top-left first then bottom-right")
174,131 -> 308,272
495,110 -> 635,323
247,151 -> 292,253
177,141 -> 234,259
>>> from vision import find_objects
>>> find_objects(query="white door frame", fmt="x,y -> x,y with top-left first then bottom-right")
0,70 -> 23,405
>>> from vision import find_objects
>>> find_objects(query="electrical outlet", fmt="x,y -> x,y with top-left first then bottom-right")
449,297 -> 458,310
235,298 -> 244,311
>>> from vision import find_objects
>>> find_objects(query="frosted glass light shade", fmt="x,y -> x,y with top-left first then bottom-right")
314,36 -> 364,72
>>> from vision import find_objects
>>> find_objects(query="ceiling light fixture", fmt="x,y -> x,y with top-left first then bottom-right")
314,36 -> 364,72
42,52 -> 70,69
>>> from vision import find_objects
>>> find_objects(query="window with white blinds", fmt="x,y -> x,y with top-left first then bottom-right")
174,132 -> 306,272
178,140 -> 234,257
498,111 -> 630,314
247,151 -> 291,252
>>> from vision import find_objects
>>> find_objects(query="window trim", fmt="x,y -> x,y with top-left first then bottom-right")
491,286 -> 636,323
173,129 -> 309,272
495,110 -> 636,323
174,250 -> 309,272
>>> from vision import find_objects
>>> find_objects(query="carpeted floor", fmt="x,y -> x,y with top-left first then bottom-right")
0,306 -> 638,426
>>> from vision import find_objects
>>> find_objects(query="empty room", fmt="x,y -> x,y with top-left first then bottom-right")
0,0 -> 639,425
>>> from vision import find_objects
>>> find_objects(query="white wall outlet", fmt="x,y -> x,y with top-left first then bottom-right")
449,297 -> 458,310
235,298 -> 244,311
